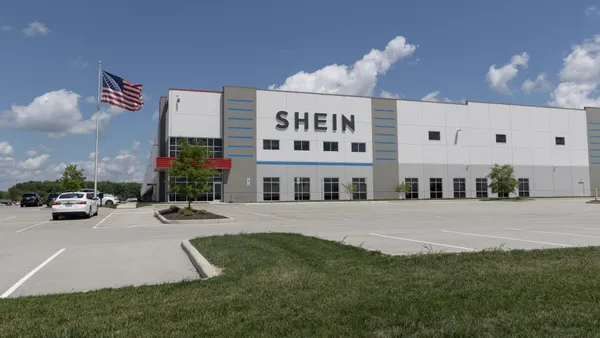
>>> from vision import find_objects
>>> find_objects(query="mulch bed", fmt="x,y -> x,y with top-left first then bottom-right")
159,207 -> 227,220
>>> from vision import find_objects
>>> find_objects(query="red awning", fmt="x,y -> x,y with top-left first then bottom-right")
155,157 -> 232,170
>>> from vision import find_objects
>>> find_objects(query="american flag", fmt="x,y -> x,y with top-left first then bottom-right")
101,70 -> 143,112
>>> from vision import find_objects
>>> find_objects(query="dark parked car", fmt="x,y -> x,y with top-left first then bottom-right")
20,193 -> 43,207
46,193 -> 60,207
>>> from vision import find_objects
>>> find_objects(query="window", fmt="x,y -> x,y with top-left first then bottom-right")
323,178 -> 339,200
352,178 -> 367,200
263,177 -> 280,201
323,142 -> 339,152
351,142 -> 366,153
496,134 -> 507,143
453,178 -> 466,198
405,178 -> 419,199
555,137 -> 565,146
294,177 -> 310,200
169,137 -> 223,158
518,178 -> 530,197
263,139 -> 279,150
294,140 -> 310,151
428,131 -> 441,141
430,178 -> 443,198
168,173 -> 223,202
476,178 -> 488,198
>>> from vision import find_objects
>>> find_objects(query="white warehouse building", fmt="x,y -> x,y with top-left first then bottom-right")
141,86 -> 600,203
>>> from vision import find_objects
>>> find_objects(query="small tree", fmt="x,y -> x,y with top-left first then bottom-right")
395,182 -> 412,199
60,164 -> 86,192
342,182 -> 357,200
8,187 -> 20,202
168,139 -> 219,210
488,164 -> 519,198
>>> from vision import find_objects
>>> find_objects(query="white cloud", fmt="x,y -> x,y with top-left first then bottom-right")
84,96 -> 96,104
521,73 -> 552,93
0,157 -> 15,168
550,35 -> 600,108
0,141 -> 13,155
586,6 -> 600,16
130,141 -> 141,151
152,109 -> 159,121
71,57 -> 89,70
40,144 -> 51,153
486,53 -> 529,94
268,36 -> 417,96
379,90 -> 401,99
421,91 -> 457,103
0,90 -> 122,137
22,21 -> 50,37
17,154 -> 50,170
25,149 -> 37,156
1,25 -> 12,31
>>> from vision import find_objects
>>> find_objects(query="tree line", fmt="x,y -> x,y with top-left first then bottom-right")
0,164 -> 141,201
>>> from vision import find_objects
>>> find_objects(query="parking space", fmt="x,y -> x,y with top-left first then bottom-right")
2,198 -> 600,297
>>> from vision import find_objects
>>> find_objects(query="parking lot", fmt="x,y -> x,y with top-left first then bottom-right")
2,198 -> 600,298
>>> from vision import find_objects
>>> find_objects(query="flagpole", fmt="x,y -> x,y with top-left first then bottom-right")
94,61 -> 102,199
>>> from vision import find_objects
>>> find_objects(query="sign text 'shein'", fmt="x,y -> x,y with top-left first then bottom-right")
275,111 -> 355,132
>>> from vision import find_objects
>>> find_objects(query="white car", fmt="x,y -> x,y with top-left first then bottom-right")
80,189 -> 120,205
52,192 -> 99,220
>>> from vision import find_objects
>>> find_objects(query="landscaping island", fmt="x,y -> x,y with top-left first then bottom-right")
159,206 -> 227,221
2,233 -> 600,337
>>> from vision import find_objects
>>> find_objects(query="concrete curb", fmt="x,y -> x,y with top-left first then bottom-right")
181,240 -> 218,279
239,200 -> 390,206
154,209 -> 235,224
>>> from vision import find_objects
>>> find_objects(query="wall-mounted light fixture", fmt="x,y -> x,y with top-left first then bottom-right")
454,128 -> 463,145
176,96 -> 180,111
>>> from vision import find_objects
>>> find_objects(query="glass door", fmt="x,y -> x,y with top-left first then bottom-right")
213,182 -> 222,201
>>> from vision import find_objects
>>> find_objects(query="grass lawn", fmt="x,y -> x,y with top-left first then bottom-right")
2,233 -> 600,337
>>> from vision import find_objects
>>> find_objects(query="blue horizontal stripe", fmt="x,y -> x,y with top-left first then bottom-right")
228,135 -> 253,139
376,149 -> 396,153
592,156 -> 600,158
228,99 -> 253,103
374,117 -> 395,121
228,126 -> 253,130
589,122 -> 600,125
374,109 -> 396,113
591,136 -> 600,138
375,141 -> 396,145
227,117 -> 254,121
590,129 -> 600,132
257,161 -> 372,167
375,133 -> 396,137
227,145 -> 253,149
375,125 -> 395,129
228,154 -> 253,158
592,162 -> 600,165
375,158 -> 397,161
228,108 -> 253,112
591,149 -> 600,152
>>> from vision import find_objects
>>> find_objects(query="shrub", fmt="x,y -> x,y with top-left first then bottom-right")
179,207 -> 193,216
169,205 -> 180,212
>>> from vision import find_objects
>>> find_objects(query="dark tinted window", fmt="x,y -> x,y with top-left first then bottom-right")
555,137 -> 565,145
496,134 -> 507,143
59,193 -> 84,199
22,194 -> 36,198
429,131 -> 441,141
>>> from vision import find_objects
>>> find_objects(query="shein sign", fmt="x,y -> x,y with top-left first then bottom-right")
275,111 -> 355,132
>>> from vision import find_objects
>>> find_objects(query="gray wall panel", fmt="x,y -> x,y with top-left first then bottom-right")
532,166 -> 554,197
223,86 -> 257,202
371,98 -> 399,199
585,107 -> 600,193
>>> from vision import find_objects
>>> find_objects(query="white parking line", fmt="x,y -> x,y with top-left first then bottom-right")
0,216 -> 16,222
93,212 -> 114,229
369,233 -> 475,251
112,212 -> 155,215
15,221 -> 48,233
507,228 -> 600,239
442,230 -> 573,247
564,226 -> 600,231
321,215 -> 351,221
1,248 -> 66,298
238,211 -> 293,220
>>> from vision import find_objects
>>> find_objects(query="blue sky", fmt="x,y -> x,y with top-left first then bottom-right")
1,0 -> 600,189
